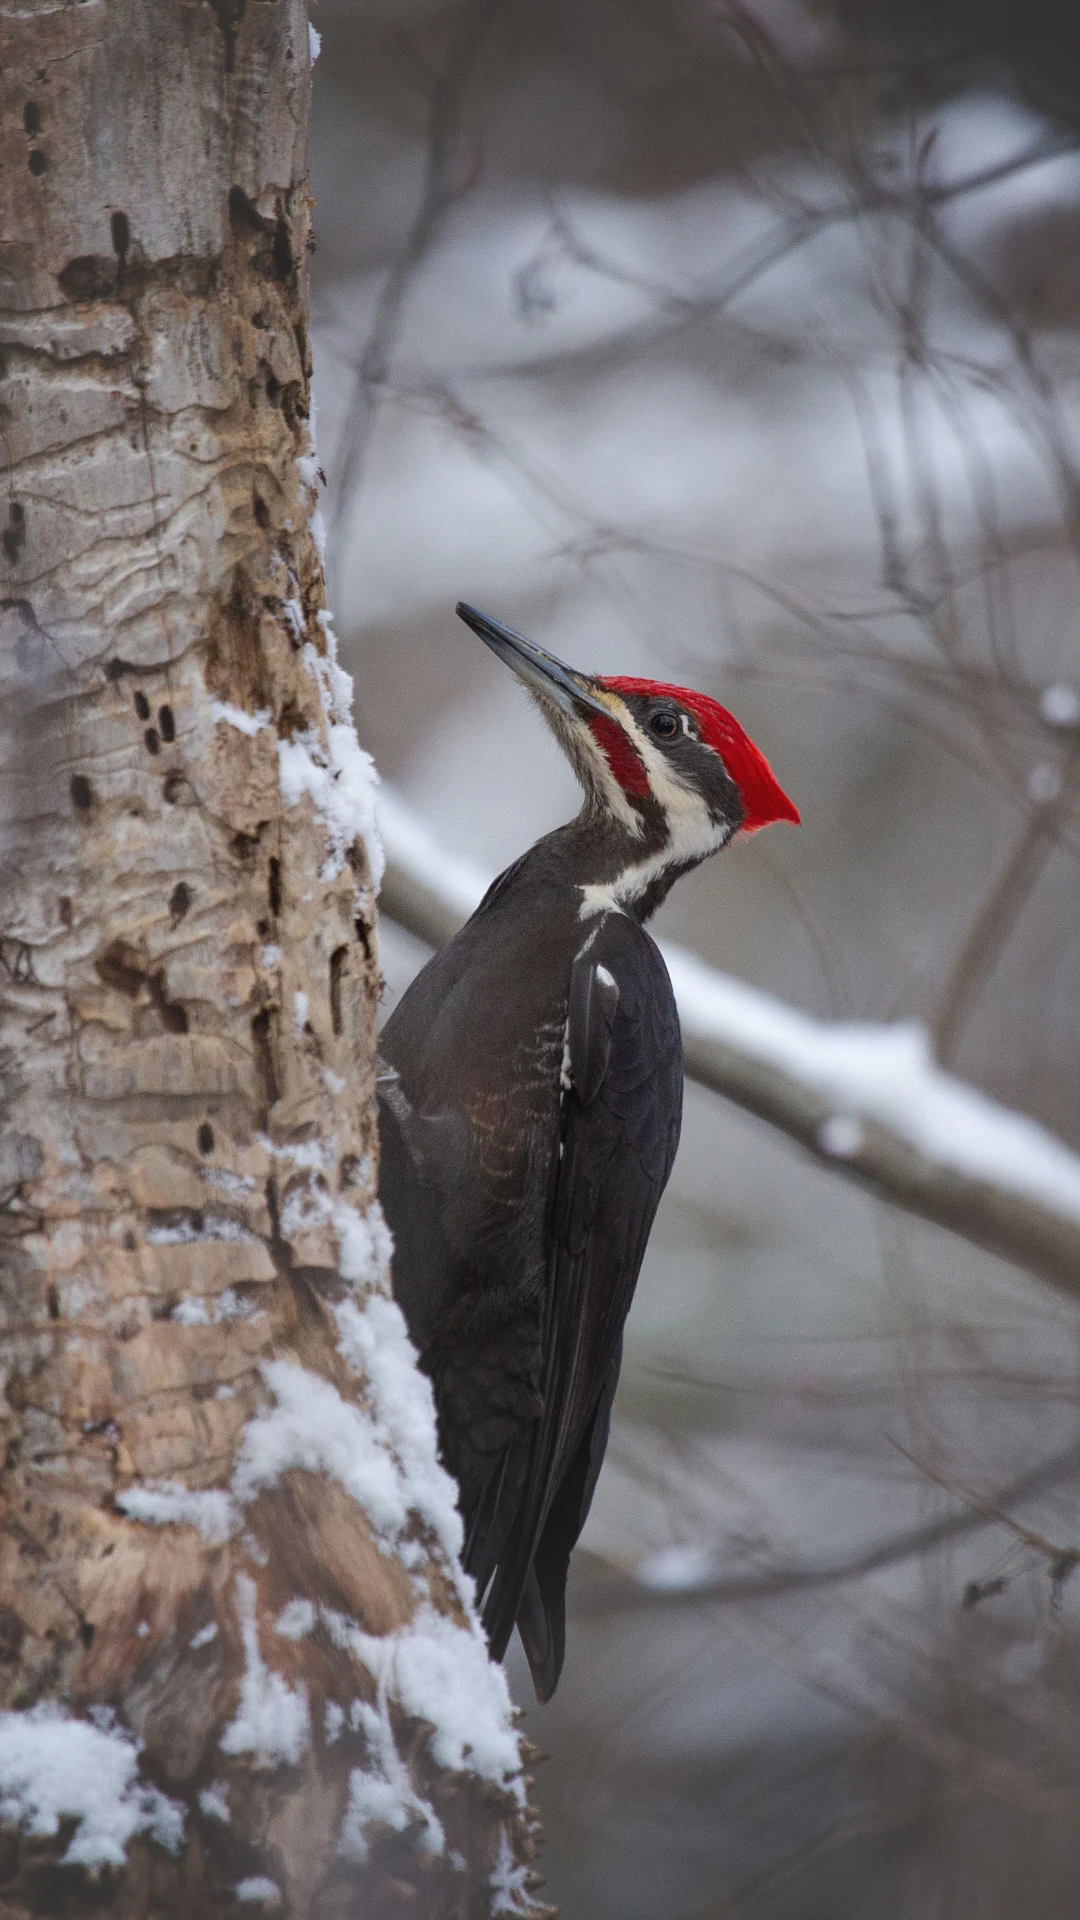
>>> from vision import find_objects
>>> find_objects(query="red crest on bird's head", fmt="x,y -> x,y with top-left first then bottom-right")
596,676 -> 800,833
454,603 -> 800,857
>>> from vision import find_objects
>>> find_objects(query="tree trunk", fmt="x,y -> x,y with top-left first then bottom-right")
0,4 -> 542,1914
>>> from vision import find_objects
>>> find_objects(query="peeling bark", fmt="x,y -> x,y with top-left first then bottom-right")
0,4 -> 543,1914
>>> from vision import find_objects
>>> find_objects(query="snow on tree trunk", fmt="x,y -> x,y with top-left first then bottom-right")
0,4 -> 543,1913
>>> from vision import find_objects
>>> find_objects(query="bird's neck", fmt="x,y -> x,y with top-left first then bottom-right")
546,801 -> 721,924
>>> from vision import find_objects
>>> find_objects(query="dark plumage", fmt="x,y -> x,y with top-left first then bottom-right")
378,604 -> 798,1699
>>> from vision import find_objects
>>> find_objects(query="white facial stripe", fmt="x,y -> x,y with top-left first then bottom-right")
623,709 -> 724,854
578,704 -> 729,917
621,709 -> 694,809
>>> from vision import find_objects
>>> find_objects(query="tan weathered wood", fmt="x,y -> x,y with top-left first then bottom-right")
0,5 -> 542,1912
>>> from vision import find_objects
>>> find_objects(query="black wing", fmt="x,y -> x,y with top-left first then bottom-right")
480,912 -> 683,1697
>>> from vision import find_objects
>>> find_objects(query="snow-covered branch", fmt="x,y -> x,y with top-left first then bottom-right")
377,791 -> 1080,1297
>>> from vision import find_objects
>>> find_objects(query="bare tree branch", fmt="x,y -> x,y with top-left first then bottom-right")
378,795 -> 1080,1298
578,1431 -> 1080,1612
327,0 -> 503,533
933,751 -> 1080,1063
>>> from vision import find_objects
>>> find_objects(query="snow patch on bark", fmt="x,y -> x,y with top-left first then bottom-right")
260,1132 -> 336,1174
220,1575 -> 311,1768
331,1618 -> 446,1862
146,1214 -> 257,1245
0,1705 -> 184,1867
328,1605 -> 523,1792
318,1202 -> 526,1855
276,623 -> 383,889
202,1166 -> 258,1197
490,1828 -> 540,1914
117,1188 -> 527,1830
275,1598 -> 316,1640
116,1481 -> 236,1543
198,1781 -> 230,1821
277,730 -> 379,885
171,1288 -> 262,1326
331,1201 -> 465,1573
235,1876 -> 281,1904
117,1266 -> 456,1565
210,700 -> 272,737
233,1358 -> 436,1555
332,1288 -> 463,1562
281,394 -> 382,889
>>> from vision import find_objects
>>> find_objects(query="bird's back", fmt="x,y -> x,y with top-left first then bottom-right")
379,845 -> 579,1341
378,836 -> 683,1695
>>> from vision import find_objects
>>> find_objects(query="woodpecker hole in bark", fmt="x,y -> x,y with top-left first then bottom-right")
272,215 -> 293,280
0,1608 -> 26,1666
228,183 -> 257,232
208,0 -> 242,73
330,947 -> 347,1037
169,882 -> 191,923
3,503 -> 26,565
96,941 -> 145,998
251,1007 -> 281,1110
148,972 -> 188,1034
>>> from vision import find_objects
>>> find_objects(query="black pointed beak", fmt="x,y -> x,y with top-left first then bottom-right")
456,603 -> 611,719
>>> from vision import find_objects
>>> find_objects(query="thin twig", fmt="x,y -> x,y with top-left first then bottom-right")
933,751 -> 1080,1065
327,0 -> 503,535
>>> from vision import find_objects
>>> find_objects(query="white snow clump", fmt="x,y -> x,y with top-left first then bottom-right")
0,1704 -> 184,1868
219,1575 -> 311,1769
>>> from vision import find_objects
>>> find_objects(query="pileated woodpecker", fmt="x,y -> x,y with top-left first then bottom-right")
378,604 -> 798,1700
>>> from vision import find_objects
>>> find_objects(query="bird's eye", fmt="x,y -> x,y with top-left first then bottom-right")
649,710 -> 680,740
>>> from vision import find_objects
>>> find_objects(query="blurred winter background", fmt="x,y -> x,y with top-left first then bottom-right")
309,3 -> 1080,1913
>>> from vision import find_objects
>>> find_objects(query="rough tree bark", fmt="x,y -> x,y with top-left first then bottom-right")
0,4 -> 541,1915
